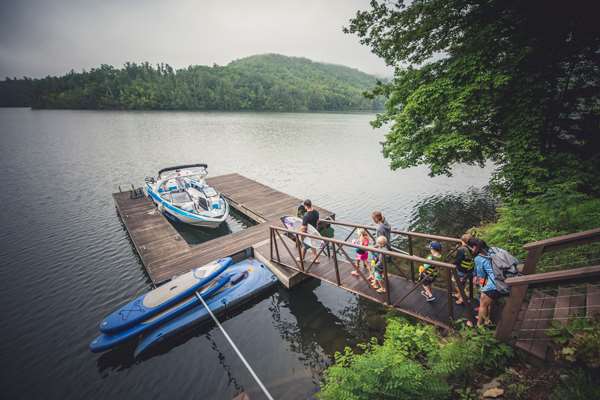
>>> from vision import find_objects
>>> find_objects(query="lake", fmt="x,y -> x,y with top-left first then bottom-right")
0,109 -> 493,399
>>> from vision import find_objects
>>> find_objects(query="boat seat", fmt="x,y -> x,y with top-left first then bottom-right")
187,187 -> 203,199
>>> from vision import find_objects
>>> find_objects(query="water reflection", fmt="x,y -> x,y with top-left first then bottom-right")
269,279 -> 388,384
205,331 -> 245,395
408,187 -> 497,237
167,208 -> 257,245
0,109 -> 493,400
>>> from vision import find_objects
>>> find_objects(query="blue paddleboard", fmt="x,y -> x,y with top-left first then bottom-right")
90,274 -> 231,353
134,259 -> 277,357
99,257 -> 233,334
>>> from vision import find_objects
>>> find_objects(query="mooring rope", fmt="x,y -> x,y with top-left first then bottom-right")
195,291 -> 275,400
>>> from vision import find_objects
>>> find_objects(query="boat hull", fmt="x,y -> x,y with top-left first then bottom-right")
134,259 -> 278,357
146,184 -> 229,228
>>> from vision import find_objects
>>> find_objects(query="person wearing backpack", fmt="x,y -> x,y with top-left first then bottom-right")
468,238 -> 501,327
452,233 -> 475,305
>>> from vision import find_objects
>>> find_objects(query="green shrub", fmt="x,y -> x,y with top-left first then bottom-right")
549,369 -> 600,400
477,184 -> 600,270
319,341 -> 450,400
547,317 -> 600,369
319,319 -> 512,400
384,317 -> 439,360
430,327 -> 513,384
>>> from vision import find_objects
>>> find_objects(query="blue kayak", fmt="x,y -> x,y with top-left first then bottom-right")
89,273 -> 231,353
134,258 -> 278,357
99,257 -> 233,334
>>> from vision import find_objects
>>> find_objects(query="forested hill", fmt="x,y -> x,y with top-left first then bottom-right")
0,54 -> 383,111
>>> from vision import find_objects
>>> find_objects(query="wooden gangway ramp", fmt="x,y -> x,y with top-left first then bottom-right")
114,173 -> 334,285
257,224 -> 475,330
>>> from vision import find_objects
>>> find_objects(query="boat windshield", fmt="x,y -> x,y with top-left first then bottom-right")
202,187 -> 218,197
160,167 -> 207,180
185,174 -> 205,184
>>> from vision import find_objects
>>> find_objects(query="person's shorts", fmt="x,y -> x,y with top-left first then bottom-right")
374,271 -> 383,281
482,289 -> 503,300
455,269 -> 472,283
420,274 -> 435,286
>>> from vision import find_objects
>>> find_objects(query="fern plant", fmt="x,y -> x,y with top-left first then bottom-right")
319,318 -> 512,400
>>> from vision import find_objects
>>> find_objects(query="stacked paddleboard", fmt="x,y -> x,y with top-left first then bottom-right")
90,257 -> 232,353
89,257 -> 278,356
280,215 -> 324,250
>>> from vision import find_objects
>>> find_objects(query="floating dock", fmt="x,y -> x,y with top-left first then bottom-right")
113,173 -> 334,286
115,173 -> 469,330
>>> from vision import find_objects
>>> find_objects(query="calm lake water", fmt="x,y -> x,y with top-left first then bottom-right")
0,109 -> 493,400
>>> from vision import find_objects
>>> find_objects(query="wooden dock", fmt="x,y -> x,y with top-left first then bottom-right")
114,173 -> 334,285
115,178 -> 600,358
114,172 -> 473,330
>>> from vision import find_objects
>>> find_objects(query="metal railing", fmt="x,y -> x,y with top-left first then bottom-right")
269,224 -> 476,326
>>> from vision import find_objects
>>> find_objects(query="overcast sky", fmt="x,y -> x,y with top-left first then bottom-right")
0,0 -> 391,79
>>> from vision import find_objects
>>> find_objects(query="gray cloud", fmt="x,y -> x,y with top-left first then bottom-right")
0,0 -> 390,78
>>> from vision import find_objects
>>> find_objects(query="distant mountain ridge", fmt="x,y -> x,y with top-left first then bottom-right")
0,54 -> 383,111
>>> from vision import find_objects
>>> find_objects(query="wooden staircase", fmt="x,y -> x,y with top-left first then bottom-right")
495,228 -> 600,360
513,283 -> 600,360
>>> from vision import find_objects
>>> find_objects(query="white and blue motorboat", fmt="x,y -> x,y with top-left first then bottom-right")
145,164 -> 229,228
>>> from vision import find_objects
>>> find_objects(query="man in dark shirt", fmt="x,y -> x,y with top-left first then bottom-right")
299,199 -> 320,263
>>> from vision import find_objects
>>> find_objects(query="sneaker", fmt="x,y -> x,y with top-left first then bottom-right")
426,295 -> 437,302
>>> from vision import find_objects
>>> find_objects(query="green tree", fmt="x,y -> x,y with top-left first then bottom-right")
346,0 -> 600,196
8,54 -> 384,113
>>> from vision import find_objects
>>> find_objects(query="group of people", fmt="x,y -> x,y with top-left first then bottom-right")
295,200 -> 503,327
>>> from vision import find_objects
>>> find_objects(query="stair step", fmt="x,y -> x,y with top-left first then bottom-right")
552,286 -> 586,324
513,302 -> 529,333
516,290 -> 556,360
553,286 -> 572,326
587,284 -> 600,317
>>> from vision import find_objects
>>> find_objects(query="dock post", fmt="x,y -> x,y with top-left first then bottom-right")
332,243 -> 341,286
408,235 -> 416,282
447,269 -> 454,321
383,253 -> 392,305
269,228 -> 273,261
295,234 -> 305,272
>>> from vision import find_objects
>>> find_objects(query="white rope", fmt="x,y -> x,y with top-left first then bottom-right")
195,292 -> 275,400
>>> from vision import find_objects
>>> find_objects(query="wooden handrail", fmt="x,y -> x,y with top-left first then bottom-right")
270,225 -> 456,270
506,264 -> 600,286
523,227 -> 600,251
497,228 -> 600,341
318,219 -> 462,244
269,225 -> 476,326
